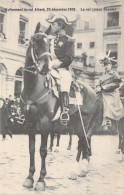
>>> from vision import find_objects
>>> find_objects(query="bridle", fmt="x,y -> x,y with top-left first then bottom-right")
21,34 -> 52,106
23,35 -> 51,75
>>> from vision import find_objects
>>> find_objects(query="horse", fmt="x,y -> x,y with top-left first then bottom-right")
118,97 -> 124,154
20,30 -> 100,191
84,91 -> 124,157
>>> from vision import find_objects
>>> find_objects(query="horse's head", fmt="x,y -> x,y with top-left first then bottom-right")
25,32 -> 50,75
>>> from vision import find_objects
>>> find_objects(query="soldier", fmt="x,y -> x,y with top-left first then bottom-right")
96,56 -> 123,128
45,14 -> 75,124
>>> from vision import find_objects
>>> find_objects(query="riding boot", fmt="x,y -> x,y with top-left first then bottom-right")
60,92 -> 70,125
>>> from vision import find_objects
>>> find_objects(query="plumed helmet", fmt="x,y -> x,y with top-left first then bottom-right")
46,14 -> 72,25
99,57 -> 112,66
99,51 -> 117,66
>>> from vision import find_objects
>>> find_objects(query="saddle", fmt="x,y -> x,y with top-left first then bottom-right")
45,70 -> 83,106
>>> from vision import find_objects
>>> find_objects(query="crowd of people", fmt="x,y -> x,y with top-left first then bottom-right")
0,95 -> 25,140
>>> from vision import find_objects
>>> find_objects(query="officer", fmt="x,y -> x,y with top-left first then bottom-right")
45,14 -> 75,124
96,56 -> 123,128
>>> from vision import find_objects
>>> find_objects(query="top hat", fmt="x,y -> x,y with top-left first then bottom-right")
46,14 -> 72,25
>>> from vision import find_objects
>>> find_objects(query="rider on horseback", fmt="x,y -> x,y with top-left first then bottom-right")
45,14 -> 75,124
96,54 -> 123,129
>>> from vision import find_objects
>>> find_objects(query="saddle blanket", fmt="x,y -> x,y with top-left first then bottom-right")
69,91 -> 83,105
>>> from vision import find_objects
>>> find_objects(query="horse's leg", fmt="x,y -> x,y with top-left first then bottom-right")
68,135 -> 88,180
35,132 -> 48,191
54,132 -> 60,152
2,128 -> 6,140
67,132 -> 72,150
77,135 -> 89,178
114,121 -> 122,154
48,132 -> 54,152
56,131 -> 60,147
76,112 -> 92,178
117,121 -> 122,149
23,132 -> 35,188
118,133 -> 122,150
87,98 -> 104,156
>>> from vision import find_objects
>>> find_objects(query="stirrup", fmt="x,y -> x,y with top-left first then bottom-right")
106,119 -> 112,127
60,109 -> 70,125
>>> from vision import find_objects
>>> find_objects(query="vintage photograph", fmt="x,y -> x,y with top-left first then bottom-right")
0,0 -> 124,194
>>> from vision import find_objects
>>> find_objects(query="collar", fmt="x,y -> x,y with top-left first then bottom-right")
57,29 -> 66,38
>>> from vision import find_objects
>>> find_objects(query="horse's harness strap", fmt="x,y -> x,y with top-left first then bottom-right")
31,47 -> 38,65
38,52 -> 51,60
31,47 -> 50,66
20,88 -> 52,106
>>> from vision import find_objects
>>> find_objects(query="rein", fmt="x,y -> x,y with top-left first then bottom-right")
21,34 -> 52,106
23,46 -> 51,75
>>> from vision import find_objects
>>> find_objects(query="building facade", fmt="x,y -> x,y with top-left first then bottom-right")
0,0 -> 124,97
0,0 -> 34,98
73,0 -> 124,87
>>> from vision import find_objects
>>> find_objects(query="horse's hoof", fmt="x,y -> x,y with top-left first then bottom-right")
67,146 -> 71,150
23,178 -> 34,188
34,181 -> 46,191
48,148 -> 52,152
68,172 -> 77,180
78,170 -> 87,177
115,149 -> 121,154
54,147 -> 59,152
78,159 -> 88,177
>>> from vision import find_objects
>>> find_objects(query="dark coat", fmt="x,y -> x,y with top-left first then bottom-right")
54,35 -> 75,69
0,103 -> 9,132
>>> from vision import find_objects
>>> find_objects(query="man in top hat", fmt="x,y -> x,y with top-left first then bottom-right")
96,56 -> 123,129
43,14 -> 75,124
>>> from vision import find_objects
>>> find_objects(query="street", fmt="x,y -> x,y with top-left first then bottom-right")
0,134 -> 124,195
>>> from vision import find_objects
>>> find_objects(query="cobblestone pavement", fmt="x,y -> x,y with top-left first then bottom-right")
0,134 -> 124,195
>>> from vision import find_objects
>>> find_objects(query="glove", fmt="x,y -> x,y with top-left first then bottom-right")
49,59 -> 62,70
95,86 -> 102,93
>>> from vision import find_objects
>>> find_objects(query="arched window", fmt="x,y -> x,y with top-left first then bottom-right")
14,67 -> 23,97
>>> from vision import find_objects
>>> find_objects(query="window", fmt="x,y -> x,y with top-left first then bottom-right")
77,42 -> 82,49
14,68 -> 23,97
106,43 -> 118,66
18,15 -> 28,44
90,42 -> 95,48
89,56 -> 95,67
0,13 -> 4,33
84,21 -> 89,30
107,12 -> 119,27
0,7 -> 7,39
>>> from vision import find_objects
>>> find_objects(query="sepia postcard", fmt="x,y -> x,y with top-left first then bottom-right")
0,0 -> 124,194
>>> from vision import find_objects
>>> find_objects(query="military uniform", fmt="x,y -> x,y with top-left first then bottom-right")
96,66 -> 123,126
46,32 -> 74,125
99,70 -> 121,92
45,14 -> 76,124
53,34 -> 74,69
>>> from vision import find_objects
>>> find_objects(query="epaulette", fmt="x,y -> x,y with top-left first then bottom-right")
66,35 -> 75,43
